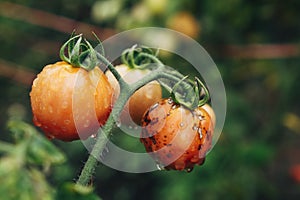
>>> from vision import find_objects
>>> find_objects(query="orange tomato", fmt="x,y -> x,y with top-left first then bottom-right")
106,64 -> 162,126
167,11 -> 201,39
141,98 -> 214,171
30,61 -> 113,141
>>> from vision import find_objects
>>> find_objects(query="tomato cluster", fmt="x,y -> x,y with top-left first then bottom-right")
30,34 -> 215,171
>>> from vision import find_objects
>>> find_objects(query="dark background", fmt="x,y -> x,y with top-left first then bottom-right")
0,0 -> 300,199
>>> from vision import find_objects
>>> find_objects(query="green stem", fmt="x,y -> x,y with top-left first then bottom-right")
76,47 -> 209,185
76,65 -> 186,186
96,53 -> 128,87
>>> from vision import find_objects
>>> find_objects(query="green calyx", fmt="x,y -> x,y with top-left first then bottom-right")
119,44 -> 211,110
171,76 -> 210,110
59,33 -> 104,71
121,45 -> 163,70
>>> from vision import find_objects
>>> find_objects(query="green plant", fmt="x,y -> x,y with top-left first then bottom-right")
29,34 -> 213,196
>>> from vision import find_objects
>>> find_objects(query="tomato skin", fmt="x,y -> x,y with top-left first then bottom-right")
106,64 -> 162,125
141,99 -> 214,171
30,61 -> 113,141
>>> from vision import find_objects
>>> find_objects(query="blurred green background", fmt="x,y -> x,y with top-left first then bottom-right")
0,0 -> 300,199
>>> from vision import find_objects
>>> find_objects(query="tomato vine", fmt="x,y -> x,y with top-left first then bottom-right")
73,34 -> 211,186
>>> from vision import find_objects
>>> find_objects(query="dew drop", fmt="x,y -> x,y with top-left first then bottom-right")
198,128 -> 203,139
198,115 -> 205,121
90,133 -> 97,139
48,106 -> 53,113
167,98 -> 173,104
64,119 -> 71,125
151,103 -> 159,110
87,103 -> 91,109
156,163 -> 165,171
116,121 -> 122,127
171,105 -> 177,110
128,125 -> 133,129
62,101 -> 68,109
46,134 -> 55,140
34,120 -> 42,127
192,125 -> 198,131
186,167 -> 194,173
84,120 -> 90,128
180,122 -> 185,127
145,91 -> 153,99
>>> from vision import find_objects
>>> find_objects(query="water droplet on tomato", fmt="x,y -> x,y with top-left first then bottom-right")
145,91 -> 153,99
156,163 -> 165,171
171,105 -> 177,110
87,103 -> 91,109
84,120 -> 90,128
46,134 -> 55,140
198,115 -> 204,121
168,98 -> 173,104
151,103 -> 159,110
91,133 -> 97,138
33,117 -> 42,127
186,167 -> 194,173
62,101 -> 68,109
198,128 -> 203,139
48,106 -> 53,113
192,125 -> 198,131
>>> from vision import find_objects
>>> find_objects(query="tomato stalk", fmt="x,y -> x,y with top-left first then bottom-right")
75,38 -> 211,186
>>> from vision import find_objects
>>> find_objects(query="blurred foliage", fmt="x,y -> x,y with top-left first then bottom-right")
0,0 -> 300,199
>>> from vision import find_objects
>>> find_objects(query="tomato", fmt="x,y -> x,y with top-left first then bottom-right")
167,11 -> 201,39
140,98 -> 215,171
30,61 -> 113,141
106,64 -> 162,125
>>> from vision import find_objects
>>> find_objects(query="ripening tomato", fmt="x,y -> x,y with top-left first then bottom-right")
106,64 -> 162,125
30,61 -> 113,141
167,11 -> 201,39
140,98 -> 215,171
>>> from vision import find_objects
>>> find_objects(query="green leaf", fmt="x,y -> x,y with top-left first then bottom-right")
7,120 -> 66,166
27,133 -> 66,166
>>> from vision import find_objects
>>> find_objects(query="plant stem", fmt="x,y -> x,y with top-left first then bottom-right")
76,66 -> 188,186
